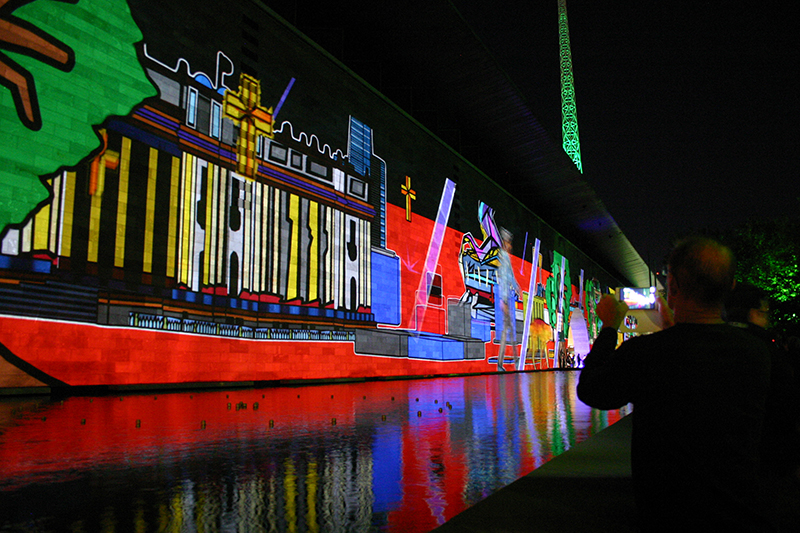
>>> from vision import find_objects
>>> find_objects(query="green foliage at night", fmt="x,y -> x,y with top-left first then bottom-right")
715,217 -> 800,338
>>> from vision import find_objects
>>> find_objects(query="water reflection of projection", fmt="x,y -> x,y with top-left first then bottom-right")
0,374 -> 629,532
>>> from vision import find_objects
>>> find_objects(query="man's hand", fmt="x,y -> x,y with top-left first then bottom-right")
596,294 -> 629,331
655,295 -> 675,330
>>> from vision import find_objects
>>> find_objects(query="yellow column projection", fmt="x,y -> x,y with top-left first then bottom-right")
166,156 -> 180,278
286,193 -> 299,300
143,147 -> 158,273
87,169 -> 106,263
178,153 -> 194,286
32,196 -> 50,251
114,137 -> 132,269
308,200 -> 319,302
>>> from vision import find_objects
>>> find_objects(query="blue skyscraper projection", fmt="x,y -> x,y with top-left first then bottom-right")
348,117 -> 387,248
343,116 -> 400,330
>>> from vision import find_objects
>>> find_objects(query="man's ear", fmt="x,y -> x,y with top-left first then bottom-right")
667,272 -> 679,296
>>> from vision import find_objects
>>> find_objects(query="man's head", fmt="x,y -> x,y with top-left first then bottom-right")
667,237 -> 736,312
499,227 -> 512,252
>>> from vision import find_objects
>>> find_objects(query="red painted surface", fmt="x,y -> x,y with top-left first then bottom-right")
0,373 -> 624,532
0,204 -> 573,390
0,315 -> 493,387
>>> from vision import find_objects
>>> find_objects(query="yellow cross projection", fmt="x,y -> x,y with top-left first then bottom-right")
401,175 -> 416,221
224,73 -> 273,178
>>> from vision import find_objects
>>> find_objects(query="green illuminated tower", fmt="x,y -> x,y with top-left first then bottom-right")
558,0 -> 582,173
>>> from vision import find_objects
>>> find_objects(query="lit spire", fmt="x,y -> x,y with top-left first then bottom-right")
558,0 -> 583,173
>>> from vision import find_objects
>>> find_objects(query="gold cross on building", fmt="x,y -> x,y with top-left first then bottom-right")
401,175 -> 415,221
224,73 -> 273,178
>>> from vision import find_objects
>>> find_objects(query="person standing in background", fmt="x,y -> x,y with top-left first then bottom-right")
496,228 -> 520,371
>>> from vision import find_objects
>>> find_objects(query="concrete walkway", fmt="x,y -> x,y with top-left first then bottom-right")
434,414 -> 637,532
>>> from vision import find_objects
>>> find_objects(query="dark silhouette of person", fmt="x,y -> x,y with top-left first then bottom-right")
578,237 -> 774,531
726,282 -> 800,528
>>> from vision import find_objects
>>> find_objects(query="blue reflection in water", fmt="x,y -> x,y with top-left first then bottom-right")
0,371 -> 628,532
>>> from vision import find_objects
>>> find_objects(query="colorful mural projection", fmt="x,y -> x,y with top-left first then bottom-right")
519,238 -> 541,370
409,178 -> 455,331
0,0 -> 155,230
459,205 -> 555,370
585,277 -> 602,339
546,252 -> 572,367
459,202 -> 505,313
0,0 -> 610,391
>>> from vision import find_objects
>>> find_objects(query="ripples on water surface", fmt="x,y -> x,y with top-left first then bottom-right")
0,371 -> 629,532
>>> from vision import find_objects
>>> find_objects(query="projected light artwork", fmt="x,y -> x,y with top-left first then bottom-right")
0,0 -> 618,393
558,0 -> 583,173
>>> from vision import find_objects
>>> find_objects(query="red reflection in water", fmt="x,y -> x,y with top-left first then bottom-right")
0,372 -> 627,532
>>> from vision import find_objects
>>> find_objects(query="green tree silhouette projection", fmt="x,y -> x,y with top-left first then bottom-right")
545,252 -> 572,341
0,0 -> 155,232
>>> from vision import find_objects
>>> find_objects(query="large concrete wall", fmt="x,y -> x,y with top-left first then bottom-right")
0,0 -> 625,390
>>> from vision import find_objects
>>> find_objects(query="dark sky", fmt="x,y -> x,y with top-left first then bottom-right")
453,1 -> 799,268
264,0 -> 798,271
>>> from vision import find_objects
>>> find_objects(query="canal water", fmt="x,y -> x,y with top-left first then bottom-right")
0,371 -> 629,532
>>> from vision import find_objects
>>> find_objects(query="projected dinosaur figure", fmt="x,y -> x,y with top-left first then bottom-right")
459,201 -> 503,313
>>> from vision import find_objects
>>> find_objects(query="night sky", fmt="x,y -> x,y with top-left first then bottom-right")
265,0 -> 799,271
456,1 -> 799,268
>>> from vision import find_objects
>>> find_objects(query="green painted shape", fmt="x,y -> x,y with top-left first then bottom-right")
545,252 -> 572,338
0,0 -> 156,232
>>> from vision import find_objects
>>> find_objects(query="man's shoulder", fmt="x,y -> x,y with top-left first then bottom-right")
623,323 -> 769,348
